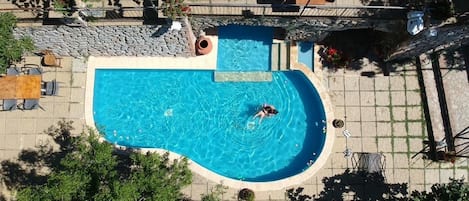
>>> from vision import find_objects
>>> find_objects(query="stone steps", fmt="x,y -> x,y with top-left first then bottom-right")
271,41 -> 290,71
214,72 -> 272,82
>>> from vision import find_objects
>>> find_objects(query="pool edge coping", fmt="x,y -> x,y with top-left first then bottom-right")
84,55 -> 336,192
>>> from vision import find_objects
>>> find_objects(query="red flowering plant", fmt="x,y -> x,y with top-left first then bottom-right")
325,47 -> 348,68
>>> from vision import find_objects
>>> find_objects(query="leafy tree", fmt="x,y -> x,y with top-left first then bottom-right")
0,13 -> 34,74
410,178 -> 469,201
12,121 -> 192,201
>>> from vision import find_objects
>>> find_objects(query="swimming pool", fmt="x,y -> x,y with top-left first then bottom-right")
298,41 -> 314,70
93,69 -> 326,181
217,25 -> 273,71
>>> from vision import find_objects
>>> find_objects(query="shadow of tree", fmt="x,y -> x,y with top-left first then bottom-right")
0,120 -> 76,192
318,29 -> 409,72
287,169 -> 409,201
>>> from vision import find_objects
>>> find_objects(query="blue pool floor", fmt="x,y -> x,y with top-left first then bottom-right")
298,42 -> 314,71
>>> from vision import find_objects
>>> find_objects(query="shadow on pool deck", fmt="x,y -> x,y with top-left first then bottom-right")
288,169 -> 409,200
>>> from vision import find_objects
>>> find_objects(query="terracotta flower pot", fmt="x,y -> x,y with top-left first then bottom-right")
195,36 -> 212,55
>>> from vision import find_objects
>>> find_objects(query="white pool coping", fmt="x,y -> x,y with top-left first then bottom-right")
84,37 -> 335,191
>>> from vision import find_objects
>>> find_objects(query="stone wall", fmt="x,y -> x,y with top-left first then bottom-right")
14,25 -> 193,57
190,16 -> 405,41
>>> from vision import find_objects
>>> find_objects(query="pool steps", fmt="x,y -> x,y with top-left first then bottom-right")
214,72 -> 272,82
271,41 -> 290,71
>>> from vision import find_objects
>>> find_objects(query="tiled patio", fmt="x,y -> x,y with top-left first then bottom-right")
0,56 -> 468,200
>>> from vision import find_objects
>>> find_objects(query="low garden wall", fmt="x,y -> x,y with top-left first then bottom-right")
14,25 -> 193,57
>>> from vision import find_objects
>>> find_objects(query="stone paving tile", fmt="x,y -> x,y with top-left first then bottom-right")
329,76 -> 344,91
345,107 -> 361,121
377,138 -> 392,153
393,168 -> 410,183
376,107 -> 391,121
344,91 -> 360,106
344,76 -> 359,90
361,122 -> 376,137
408,138 -> 424,153
411,184 -> 426,192
390,76 -> 405,91
53,103 -> 71,118
405,75 -> 420,90
406,91 -> 421,106
54,87 -> 71,102
4,134 -> 21,150
407,122 -> 423,137
331,91 -> 345,106
391,91 -> 406,106
4,110 -> 22,119
18,119 -> 36,134
393,138 -> 408,153
409,169 -> 425,184
56,71 -> 72,87
360,107 -> 376,122
361,137 -> 378,152
376,122 -> 392,136
4,118 -> 20,134
392,107 -> 406,121
375,91 -> 390,106
407,107 -> 422,120
71,87 -> 86,103
347,137 -> 363,153
455,168 -> 468,179
359,76 -> 374,91
21,135 -> 37,148
334,106 -> 345,121
331,153 -> 349,169
345,122 -> 361,137
440,169 -> 454,183
392,122 -> 407,137
394,154 -> 410,168
409,157 -> 425,168
374,77 -> 389,91
360,91 -> 375,106
332,137 -> 346,152
425,169 -> 440,184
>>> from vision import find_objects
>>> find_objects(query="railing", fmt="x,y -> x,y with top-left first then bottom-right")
1,3 -> 408,22
186,3 -> 407,18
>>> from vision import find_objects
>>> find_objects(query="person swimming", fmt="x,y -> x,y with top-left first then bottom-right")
253,104 -> 278,124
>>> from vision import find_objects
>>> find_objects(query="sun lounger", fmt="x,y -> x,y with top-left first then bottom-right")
2,99 -> 17,111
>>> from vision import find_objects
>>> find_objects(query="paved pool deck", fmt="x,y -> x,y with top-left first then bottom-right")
1,51 -> 468,200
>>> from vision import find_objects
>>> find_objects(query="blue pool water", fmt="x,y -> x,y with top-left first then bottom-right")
298,42 -> 314,70
217,25 -> 273,71
93,70 -> 327,181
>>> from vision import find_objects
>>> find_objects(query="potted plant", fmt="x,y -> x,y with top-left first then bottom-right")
326,47 -> 349,68
161,0 -> 190,21
238,188 -> 255,201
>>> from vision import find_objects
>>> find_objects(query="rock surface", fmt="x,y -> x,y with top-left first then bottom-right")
14,25 -> 193,57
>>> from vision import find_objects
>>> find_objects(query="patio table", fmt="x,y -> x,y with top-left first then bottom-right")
0,75 -> 41,99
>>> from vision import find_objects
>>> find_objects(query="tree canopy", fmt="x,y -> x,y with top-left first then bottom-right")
410,178 -> 469,201
2,120 -> 192,201
0,12 -> 34,73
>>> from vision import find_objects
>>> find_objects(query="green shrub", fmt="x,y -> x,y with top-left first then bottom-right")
0,13 -> 34,74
